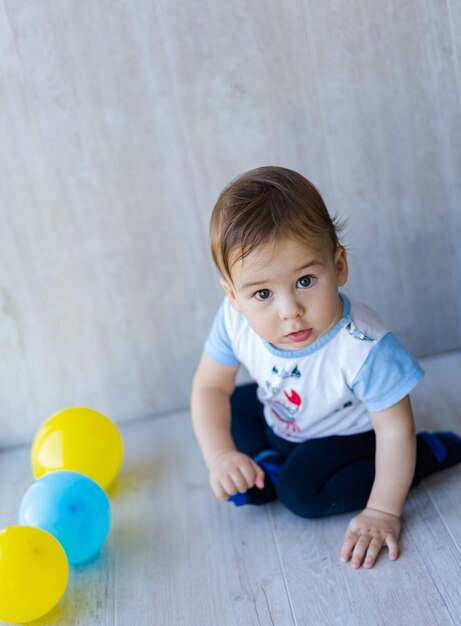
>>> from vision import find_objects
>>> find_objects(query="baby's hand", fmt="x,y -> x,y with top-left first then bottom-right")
208,450 -> 265,500
339,507 -> 401,569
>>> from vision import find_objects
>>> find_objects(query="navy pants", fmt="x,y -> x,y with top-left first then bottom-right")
230,383 -> 427,518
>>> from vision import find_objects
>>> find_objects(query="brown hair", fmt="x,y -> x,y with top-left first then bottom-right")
210,166 -> 344,280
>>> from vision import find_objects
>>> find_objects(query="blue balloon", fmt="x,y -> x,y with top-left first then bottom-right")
19,470 -> 111,565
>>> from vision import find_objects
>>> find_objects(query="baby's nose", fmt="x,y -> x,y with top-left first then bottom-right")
279,298 -> 304,320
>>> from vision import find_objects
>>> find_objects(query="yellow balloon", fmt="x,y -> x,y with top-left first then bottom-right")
31,407 -> 124,489
0,526 -> 68,624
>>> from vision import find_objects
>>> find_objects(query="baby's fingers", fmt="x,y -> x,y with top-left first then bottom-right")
210,475 -> 229,500
210,473 -> 240,499
385,534 -> 399,561
340,532 -> 358,563
237,459 -> 265,490
229,468 -> 252,493
253,462 -> 265,489
363,538 -> 385,569
350,536 -> 373,569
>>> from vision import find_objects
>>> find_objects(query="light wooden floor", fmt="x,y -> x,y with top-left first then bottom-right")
1,351 -> 461,626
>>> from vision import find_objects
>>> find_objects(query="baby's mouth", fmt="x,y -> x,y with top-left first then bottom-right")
286,329 -> 313,343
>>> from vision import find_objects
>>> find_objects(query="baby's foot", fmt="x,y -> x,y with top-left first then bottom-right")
415,431 -> 461,481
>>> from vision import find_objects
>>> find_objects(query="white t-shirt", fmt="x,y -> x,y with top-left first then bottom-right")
205,293 -> 425,442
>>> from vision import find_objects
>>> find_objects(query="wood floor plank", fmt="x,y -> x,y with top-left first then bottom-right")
111,412 -> 296,626
0,445 -> 117,625
269,486 -> 459,626
402,482 -> 461,624
1,413 -> 296,625
267,348 -> 461,626
0,350 -> 460,625
421,467 -> 461,554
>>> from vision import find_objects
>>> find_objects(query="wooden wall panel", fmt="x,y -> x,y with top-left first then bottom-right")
155,0 -> 333,229
0,0 -> 460,444
1,0 -> 220,444
304,0 -> 461,355
446,0 -> 461,332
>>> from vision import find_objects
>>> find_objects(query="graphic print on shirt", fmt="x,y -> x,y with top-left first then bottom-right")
264,364 -> 302,435
345,320 -> 375,342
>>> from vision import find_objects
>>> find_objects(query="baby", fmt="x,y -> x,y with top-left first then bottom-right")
191,166 -> 461,569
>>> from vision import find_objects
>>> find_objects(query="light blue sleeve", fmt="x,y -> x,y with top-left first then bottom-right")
351,332 -> 425,413
204,302 -> 240,367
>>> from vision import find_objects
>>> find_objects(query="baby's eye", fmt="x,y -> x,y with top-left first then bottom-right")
254,289 -> 272,301
296,275 -> 315,289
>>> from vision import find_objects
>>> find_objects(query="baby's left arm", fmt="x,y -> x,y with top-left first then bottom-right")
339,395 -> 417,569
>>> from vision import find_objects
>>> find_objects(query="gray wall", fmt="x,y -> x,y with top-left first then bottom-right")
1,0 -> 461,446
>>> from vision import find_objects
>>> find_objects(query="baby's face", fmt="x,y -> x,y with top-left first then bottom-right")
221,237 -> 348,351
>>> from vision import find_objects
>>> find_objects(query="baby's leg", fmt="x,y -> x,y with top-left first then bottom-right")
414,431 -> 461,482
276,430 -> 461,519
230,382 -> 271,457
229,383 -> 285,505
277,430 -> 377,518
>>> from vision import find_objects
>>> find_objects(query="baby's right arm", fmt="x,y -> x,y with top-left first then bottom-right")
191,352 -> 265,500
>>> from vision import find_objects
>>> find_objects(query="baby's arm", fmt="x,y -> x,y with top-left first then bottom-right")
340,395 -> 416,569
191,352 -> 265,500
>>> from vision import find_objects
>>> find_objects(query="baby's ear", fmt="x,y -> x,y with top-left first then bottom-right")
335,246 -> 348,287
219,277 -> 242,311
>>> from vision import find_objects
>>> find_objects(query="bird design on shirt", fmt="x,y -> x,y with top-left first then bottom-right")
265,364 -> 302,433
